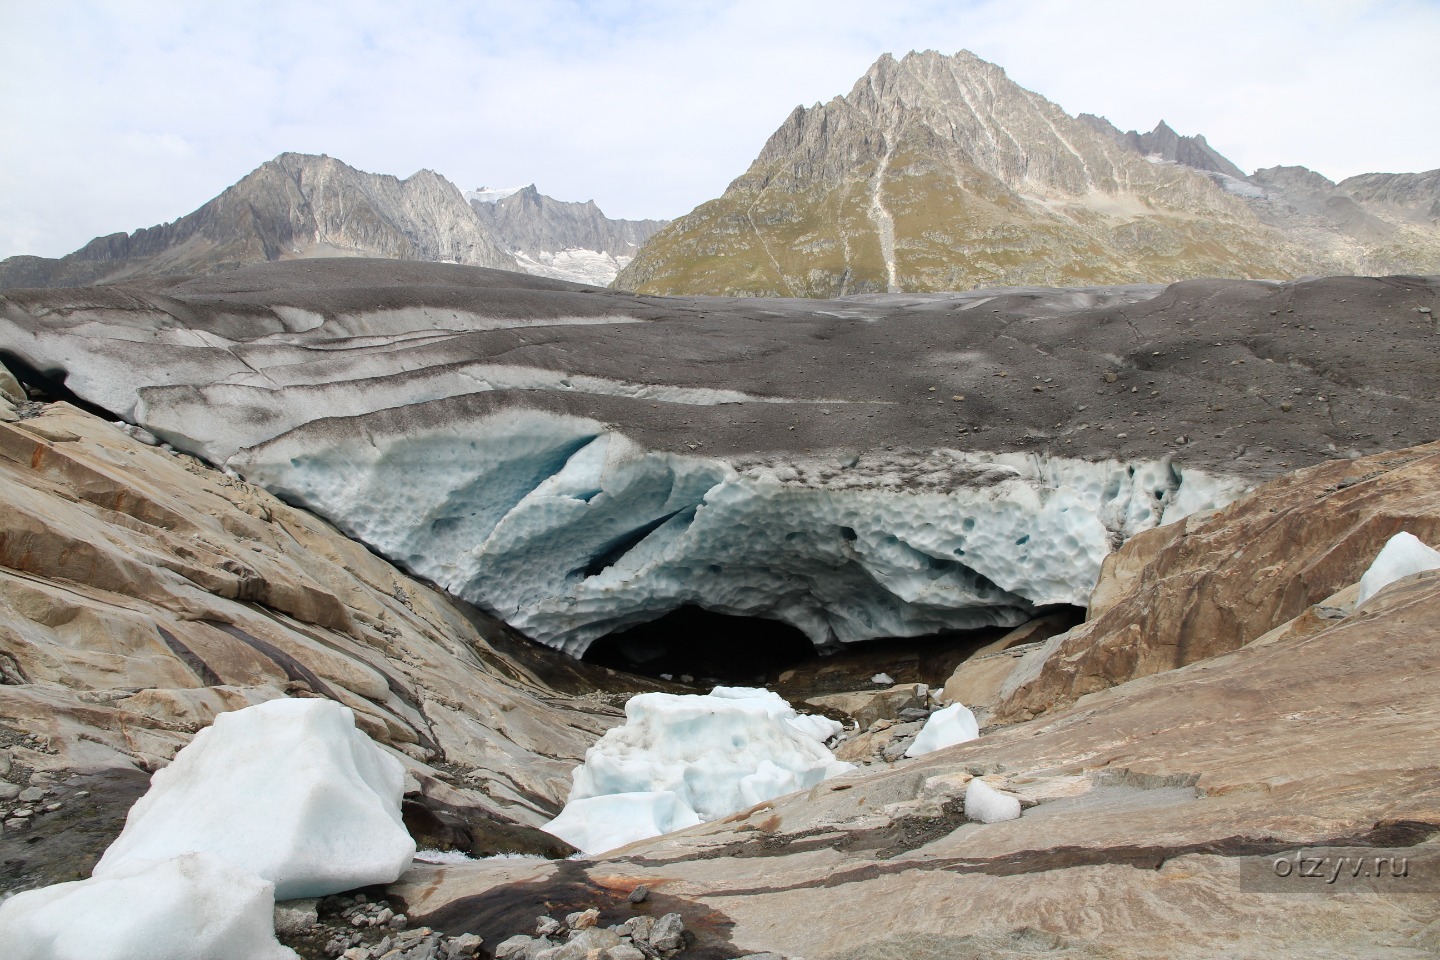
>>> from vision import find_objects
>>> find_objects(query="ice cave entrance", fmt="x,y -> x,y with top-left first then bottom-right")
583,606 -> 818,685
581,604 -> 1087,687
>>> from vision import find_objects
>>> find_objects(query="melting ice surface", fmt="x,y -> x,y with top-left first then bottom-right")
236,410 -> 1245,657
542,686 -> 850,854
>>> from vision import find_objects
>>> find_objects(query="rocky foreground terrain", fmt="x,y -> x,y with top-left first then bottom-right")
1,261 -> 1438,957
617,50 -> 1440,296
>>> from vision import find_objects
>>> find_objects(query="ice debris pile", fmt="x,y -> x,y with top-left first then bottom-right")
543,687 -> 851,854
0,698 -> 417,960
904,702 -> 980,758
1356,531 -> 1440,605
238,410 -> 1244,656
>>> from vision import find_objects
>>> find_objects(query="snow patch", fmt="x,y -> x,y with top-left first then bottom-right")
513,247 -> 633,287
1357,531 -> 1440,605
465,185 -> 526,203
543,686 -> 851,854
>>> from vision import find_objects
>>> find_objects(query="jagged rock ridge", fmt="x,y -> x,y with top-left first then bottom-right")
470,184 -> 666,285
616,49 -> 1440,296
0,154 -> 519,288
0,157 -> 664,290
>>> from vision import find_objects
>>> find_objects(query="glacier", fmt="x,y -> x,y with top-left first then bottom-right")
236,409 -> 1244,657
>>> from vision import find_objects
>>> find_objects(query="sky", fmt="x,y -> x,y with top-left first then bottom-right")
2,0 -> 1437,260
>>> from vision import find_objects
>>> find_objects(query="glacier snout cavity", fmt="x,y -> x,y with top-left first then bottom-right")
237,410 -> 1240,657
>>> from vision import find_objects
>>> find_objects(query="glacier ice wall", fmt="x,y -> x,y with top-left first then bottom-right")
235,410 -> 1243,657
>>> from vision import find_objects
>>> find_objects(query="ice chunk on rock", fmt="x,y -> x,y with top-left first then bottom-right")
542,791 -> 702,854
94,697 -> 415,899
546,686 -> 851,853
0,852 -> 298,960
965,778 -> 1022,824
1356,531 -> 1440,605
904,702 -> 980,758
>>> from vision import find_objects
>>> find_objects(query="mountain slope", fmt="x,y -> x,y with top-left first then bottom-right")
615,50 -> 1440,296
469,185 -> 667,285
0,154 -> 519,288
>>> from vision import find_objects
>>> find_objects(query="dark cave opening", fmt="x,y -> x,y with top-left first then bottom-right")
582,606 -> 818,686
581,603 -> 1087,693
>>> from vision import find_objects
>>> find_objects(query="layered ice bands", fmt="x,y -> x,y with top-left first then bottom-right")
236,409 -> 1243,656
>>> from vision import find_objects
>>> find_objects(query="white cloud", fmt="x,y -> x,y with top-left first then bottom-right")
1,0 -> 1436,259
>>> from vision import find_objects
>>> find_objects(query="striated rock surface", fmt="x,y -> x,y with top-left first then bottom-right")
384,450 -> 1440,959
617,50 -> 1440,297
0,154 -> 519,289
0,398 -> 685,894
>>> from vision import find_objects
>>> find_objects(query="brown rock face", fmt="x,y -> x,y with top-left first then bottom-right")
994,441 -> 1440,722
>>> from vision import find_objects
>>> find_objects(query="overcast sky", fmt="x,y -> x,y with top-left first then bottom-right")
2,0 -> 1436,260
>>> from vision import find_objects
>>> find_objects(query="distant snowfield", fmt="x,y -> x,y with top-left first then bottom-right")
512,247 -> 635,286
464,185 -> 527,204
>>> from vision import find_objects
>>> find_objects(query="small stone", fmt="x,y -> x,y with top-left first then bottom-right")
495,935 -> 535,960
73,790 -> 90,799
1419,306 -> 1433,315
377,908 -> 394,925
1280,401 -> 1293,412
324,939 -> 347,957
566,908 -> 600,931
536,917 -> 562,937
951,394 -> 964,401
626,916 -> 655,944
274,897 -> 320,936
1032,385 -> 1043,392
43,801 -> 62,813
627,884 -> 650,904
606,946 -> 646,960
650,914 -> 685,954
444,933 -> 484,958
1103,372 -> 1118,383
390,913 -> 409,930
0,783 -> 20,802
18,786 -> 46,803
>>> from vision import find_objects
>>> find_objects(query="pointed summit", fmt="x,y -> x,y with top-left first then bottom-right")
617,49 -> 1296,296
